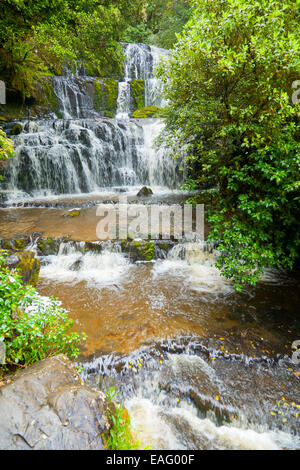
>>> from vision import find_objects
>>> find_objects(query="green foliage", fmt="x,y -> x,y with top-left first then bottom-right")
121,1 -> 192,48
104,387 -> 142,450
0,251 -> 86,375
146,0 -> 192,48
159,0 -> 300,289
122,24 -> 153,44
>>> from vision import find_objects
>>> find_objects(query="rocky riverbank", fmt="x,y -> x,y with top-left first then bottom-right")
0,355 -> 111,450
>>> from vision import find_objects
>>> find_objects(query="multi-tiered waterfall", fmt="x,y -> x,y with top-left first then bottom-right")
2,44 -> 183,203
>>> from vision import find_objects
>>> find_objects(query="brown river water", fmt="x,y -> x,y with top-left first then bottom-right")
1,194 -> 300,450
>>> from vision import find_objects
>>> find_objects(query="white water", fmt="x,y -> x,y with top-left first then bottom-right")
153,242 -> 234,296
40,242 -> 131,288
124,351 -> 300,450
126,397 -> 298,450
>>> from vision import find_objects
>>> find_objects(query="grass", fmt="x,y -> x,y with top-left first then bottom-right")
104,386 -> 150,450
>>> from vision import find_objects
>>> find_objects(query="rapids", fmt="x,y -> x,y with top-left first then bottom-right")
1,43 -> 299,450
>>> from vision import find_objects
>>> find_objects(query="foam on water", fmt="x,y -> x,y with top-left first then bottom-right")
40,243 -> 131,288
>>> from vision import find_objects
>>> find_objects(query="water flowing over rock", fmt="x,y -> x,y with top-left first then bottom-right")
2,44 -> 179,203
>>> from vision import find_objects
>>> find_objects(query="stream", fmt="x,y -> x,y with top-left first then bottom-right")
0,42 -> 299,450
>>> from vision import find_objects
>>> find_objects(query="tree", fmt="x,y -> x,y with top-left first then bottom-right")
159,0 -> 300,289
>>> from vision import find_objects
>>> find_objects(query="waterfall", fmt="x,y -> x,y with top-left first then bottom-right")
2,43 -> 181,202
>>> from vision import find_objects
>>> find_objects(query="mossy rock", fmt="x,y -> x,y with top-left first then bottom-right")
121,239 -> 155,262
37,237 -> 59,256
63,208 -> 81,218
129,79 -> 145,113
4,250 -> 41,286
137,186 -> 153,197
94,79 -> 118,117
1,239 -> 13,251
132,106 -> 162,119
41,79 -> 61,117
11,123 -> 23,136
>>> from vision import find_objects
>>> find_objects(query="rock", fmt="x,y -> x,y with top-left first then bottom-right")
4,250 -> 40,286
37,237 -> 60,256
11,122 -> 23,136
136,186 -> 153,197
16,251 -> 41,286
63,208 -> 81,217
0,355 -> 110,450
121,239 -> 155,262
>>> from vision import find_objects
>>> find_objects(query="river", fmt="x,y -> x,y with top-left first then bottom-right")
0,43 -> 299,450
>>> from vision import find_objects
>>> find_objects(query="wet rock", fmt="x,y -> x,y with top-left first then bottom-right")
4,250 -> 40,286
11,122 -> 23,136
4,253 -> 20,269
121,239 -> 155,262
63,208 -> 81,218
0,355 -> 110,450
37,237 -> 60,256
0,237 -> 30,252
70,258 -> 83,271
137,186 -> 153,197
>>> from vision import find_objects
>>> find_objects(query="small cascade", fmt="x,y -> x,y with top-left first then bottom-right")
116,43 -> 169,119
40,241 -> 131,287
116,82 -> 131,119
79,339 -> 300,450
153,242 -> 234,296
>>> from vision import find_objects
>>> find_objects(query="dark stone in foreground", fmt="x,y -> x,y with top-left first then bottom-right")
0,355 -> 110,450
136,186 -> 153,197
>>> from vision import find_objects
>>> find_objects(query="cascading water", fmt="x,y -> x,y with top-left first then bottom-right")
2,42 -> 299,451
2,43 -> 181,203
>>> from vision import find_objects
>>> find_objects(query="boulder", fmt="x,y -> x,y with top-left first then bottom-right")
136,186 -> 153,197
0,355 -> 110,450
11,122 -> 23,136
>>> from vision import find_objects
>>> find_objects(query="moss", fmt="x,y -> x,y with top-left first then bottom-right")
42,79 -> 60,117
130,240 -> 155,261
2,240 -> 12,251
37,238 -> 47,255
13,238 -> 28,250
11,123 -> 23,135
158,242 -> 169,252
132,106 -> 162,119
94,79 -> 118,117
129,79 -> 145,113
63,209 -> 81,218
16,251 -> 41,286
